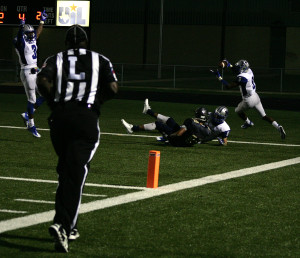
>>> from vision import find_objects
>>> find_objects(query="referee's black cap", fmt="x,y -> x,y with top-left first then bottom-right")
65,24 -> 88,45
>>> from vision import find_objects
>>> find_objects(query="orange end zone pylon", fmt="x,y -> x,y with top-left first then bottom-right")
147,150 -> 161,188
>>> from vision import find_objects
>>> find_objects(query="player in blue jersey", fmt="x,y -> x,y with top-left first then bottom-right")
13,11 -> 47,137
210,59 -> 286,139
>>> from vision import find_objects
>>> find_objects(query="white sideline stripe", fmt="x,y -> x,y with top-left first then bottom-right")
52,192 -> 107,198
0,156 -> 299,234
82,193 -> 107,197
0,176 -> 147,190
0,125 -> 299,147
228,140 -> 300,147
0,209 -> 27,214
15,199 -> 55,204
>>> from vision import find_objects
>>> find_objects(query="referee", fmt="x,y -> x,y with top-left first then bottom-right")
37,24 -> 118,253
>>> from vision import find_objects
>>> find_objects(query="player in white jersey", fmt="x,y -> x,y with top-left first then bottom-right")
201,106 -> 231,146
13,11 -> 47,137
210,59 -> 286,140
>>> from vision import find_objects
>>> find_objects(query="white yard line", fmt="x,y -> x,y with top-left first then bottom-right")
0,125 -> 299,147
0,156 -> 299,234
15,199 -> 55,204
0,209 -> 27,214
0,176 -> 147,190
82,193 -> 107,197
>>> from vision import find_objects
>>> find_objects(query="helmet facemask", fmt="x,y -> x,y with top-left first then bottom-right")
23,25 -> 35,43
233,60 -> 250,74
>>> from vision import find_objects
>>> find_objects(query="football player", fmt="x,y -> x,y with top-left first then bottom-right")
210,59 -> 286,139
121,99 -> 226,147
13,11 -> 48,137
201,106 -> 231,146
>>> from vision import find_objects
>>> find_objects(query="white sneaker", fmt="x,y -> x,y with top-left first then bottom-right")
241,121 -> 254,129
121,119 -> 133,134
142,98 -> 151,114
49,223 -> 69,253
28,125 -> 41,138
278,125 -> 286,139
69,228 -> 80,241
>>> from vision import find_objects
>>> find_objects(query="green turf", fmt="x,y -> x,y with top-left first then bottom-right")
0,93 -> 299,257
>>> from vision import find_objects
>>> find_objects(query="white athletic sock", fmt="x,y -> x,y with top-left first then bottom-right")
157,114 -> 169,123
143,122 -> 156,131
272,121 -> 279,129
28,119 -> 35,128
245,118 -> 251,124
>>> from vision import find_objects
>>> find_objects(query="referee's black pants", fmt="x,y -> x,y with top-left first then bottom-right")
48,102 -> 100,236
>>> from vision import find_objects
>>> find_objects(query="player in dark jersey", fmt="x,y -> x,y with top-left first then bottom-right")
121,99 -> 211,147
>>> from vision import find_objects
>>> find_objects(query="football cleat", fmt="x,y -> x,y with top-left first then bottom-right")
28,125 -> 41,138
278,125 -> 286,139
21,112 -> 29,128
156,136 -> 168,142
216,137 -> 224,145
121,119 -> 133,134
241,121 -> 254,129
69,228 -> 80,241
49,223 -> 69,253
142,98 -> 151,114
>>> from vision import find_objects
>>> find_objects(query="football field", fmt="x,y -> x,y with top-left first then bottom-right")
0,93 -> 299,257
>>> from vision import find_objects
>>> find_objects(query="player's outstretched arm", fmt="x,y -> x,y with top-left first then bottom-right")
36,10 -> 48,39
209,69 -> 238,89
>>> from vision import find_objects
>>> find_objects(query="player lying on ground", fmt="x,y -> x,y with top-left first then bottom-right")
210,59 -> 286,139
121,99 -> 230,146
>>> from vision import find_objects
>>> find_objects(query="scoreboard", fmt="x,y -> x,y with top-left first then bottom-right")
0,1 -> 90,27
0,1 -> 56,26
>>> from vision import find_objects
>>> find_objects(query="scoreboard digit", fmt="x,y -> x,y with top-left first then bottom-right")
0,1 -> 56,26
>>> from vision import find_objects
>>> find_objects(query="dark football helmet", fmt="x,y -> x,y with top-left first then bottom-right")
195,107 -> 208,122
232,60 -> 249,75
23,24 -> 35,42
213,106 -> 228,124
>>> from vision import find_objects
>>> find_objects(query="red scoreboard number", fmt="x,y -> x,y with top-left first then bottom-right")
16,11 -> 42,22
0,2 -> 56,26
0,12 -> 4,23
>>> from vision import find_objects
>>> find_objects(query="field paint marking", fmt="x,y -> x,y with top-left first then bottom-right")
15,199 -> 55,204
82,193 -> 107,197
0,209 -> 27,214
0,125 -> 299,147
0,156 -> 299,234
0,176 -> 147,190
52,192 -> 108,198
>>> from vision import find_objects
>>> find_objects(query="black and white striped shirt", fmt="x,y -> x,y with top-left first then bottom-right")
39,48 -> 117,106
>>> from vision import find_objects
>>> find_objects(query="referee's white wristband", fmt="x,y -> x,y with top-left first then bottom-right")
40,21 -> 44,24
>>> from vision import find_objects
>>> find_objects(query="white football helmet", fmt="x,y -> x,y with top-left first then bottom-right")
23,24 -> 35,42
233,60 -> 250,74
213,106 -> 228,124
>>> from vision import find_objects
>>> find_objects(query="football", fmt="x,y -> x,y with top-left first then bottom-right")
219,61 -> 227,68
